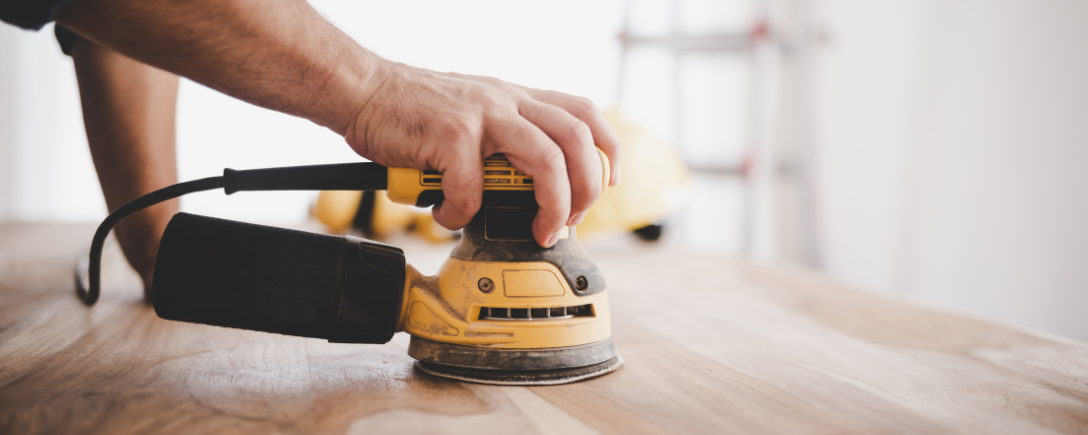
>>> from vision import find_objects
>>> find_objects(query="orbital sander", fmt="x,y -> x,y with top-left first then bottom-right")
76,151 -> 622,386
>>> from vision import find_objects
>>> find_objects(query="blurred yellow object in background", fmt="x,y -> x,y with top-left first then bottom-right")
576,109 -> 691,240
312,190 -> 363,234
313,190 -> 456,242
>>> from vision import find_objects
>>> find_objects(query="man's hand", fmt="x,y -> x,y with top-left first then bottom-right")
57,0 -> 620,247
343,63 -> 621,247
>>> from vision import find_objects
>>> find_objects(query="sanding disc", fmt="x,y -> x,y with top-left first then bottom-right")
415,355 -> 624,386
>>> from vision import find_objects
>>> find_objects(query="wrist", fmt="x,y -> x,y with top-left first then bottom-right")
327,51 -> 393,140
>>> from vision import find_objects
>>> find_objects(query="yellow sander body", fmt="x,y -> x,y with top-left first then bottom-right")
400,260 -> 612,349
385,152 -> 621,383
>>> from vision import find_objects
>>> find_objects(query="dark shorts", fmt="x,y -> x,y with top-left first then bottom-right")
1,0 -> 83,55
0,0 -> 78,30
54,22 -> 80,55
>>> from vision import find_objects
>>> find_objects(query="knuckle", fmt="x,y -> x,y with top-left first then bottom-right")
438,117 -> 478,144
540,147 -> 566,171
473,88 -> 505,108
603,135 -> 622,154
605,142 -> 622,158
575,177 -> 602,207
478,75 -> 503,85
569,96 -> 599,119
588,183 -> 603,201
454,196 -> 483,214
586,177 -> 604,198
539,198 -> 569,220
606,145 -> 622,165
551,118 -> 591,148
569,120 -> 593,145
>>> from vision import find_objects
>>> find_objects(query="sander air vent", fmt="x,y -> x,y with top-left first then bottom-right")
478,304 -> 593,321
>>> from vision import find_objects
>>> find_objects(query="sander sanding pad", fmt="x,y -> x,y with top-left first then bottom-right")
415,355 -> 624,386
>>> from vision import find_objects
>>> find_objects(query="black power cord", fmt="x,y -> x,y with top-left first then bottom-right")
76,177 -> 225,305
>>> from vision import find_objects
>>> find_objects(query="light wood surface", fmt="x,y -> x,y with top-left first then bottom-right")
1,223 -> 1086,434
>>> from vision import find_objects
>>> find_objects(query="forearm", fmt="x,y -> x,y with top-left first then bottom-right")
56,0 -> 382,133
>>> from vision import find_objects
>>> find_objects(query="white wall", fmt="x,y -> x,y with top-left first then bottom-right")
910,0 -> 1088,341
812,0 -> 923,296
0,24 -> 100,222
815,0 -> 1088,341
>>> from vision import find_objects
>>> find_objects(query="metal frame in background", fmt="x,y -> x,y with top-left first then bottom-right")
613,0 -> 823,266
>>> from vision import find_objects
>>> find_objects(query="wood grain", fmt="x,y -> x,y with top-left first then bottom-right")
1,223 -> 1086,434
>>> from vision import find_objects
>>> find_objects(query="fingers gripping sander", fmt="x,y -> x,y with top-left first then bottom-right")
77,152 -> 622,386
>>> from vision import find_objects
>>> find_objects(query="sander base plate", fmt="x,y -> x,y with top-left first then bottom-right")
415,355 -> 624,386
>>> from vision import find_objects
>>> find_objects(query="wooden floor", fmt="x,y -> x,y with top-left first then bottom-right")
1,223 -> 1087,434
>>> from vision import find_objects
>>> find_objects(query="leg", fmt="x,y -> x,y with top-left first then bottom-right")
71,37 -> 179,300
